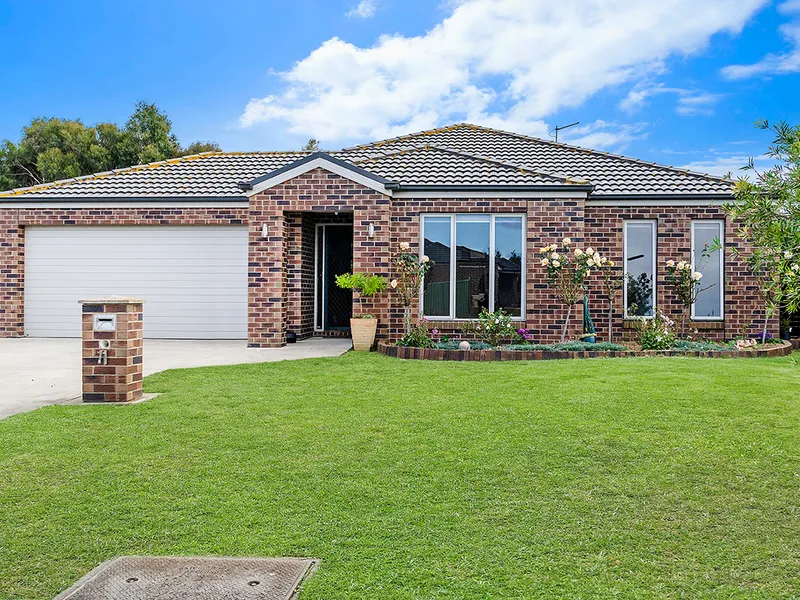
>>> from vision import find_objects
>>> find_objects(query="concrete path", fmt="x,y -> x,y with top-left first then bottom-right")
0,338 -> 352,419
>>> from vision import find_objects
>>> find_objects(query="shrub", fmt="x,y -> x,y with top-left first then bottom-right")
460,308 -> 520,346
635,309 -> 677,350
397,320 -> 434,348
503,342 -> 627,352
672,340 -> 733,352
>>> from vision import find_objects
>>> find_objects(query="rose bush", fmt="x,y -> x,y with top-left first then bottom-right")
665,258 -> 709,337
391,242 -> 432,334
539,238 -> 606,342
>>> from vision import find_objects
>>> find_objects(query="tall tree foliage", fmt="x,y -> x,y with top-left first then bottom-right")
722,120 -> 800,338
0,102 -> 221,191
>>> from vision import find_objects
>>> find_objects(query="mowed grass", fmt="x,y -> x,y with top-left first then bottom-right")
1,353 -> 799,599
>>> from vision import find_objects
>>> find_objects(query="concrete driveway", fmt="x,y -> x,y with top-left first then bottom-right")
0,337 -> 352,419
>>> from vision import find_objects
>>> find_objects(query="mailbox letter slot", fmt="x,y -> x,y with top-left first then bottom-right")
93,314 -> 117,332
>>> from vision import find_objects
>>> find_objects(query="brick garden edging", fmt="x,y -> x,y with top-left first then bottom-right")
377,340 -> 794,361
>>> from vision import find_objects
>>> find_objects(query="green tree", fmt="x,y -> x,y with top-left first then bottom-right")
0,102 -> 222,191
302,138 -> 320,152
721,120 -> 800,339
122,101 -> 180,164
180,141 -> 221,156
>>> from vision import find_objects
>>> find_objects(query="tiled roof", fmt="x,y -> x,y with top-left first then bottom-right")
0,122 -> 733,199
351,146 -> 584,187
0,152 -> 310,198
342,123 -> 733,196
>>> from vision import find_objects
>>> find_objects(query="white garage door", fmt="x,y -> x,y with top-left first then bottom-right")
24,226 -> 248,339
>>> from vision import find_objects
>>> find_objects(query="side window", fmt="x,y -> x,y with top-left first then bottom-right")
624,221 -> 656,317
691,221 -> 724,319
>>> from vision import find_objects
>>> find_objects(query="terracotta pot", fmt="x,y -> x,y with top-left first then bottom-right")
350,318 -> 378,351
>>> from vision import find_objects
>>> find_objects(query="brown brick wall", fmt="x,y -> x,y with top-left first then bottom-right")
0,174 -> 776,347
387,197 -> 587,342
81,300 -> 144,403
248,168 -> 391,347
584,205 -> 777,342
286,211 -> 352,340
0,207 -> 247,337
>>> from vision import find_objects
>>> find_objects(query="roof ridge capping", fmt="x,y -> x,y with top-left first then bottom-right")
460,123 -> 731,184
237,151 -> 397,191
344,122 -> 731,184
353,144 -> 590,186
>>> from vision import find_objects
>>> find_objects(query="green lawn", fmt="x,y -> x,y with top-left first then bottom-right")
1,353 -> 799,599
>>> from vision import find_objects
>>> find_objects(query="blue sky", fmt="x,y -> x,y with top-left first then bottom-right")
1,0 -> 799,175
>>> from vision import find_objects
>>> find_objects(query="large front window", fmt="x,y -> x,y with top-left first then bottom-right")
624,220 -> 656,317
421,214 -> 525,319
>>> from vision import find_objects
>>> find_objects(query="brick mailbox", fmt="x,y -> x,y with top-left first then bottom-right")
79,298 -> 144,402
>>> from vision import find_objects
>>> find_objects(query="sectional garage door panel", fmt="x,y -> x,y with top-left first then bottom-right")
24,226 -> 248,339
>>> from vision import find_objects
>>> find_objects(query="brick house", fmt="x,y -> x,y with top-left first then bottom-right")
0,123 -> 773,347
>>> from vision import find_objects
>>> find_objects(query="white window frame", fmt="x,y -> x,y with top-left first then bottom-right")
623,220 -> 657,319
690,220 -> 725,321
419,213 -> 526,321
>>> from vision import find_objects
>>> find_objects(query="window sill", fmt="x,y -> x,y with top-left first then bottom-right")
422,318 -> 526,327
690,320 -> 725,330
623,319 -> 724,330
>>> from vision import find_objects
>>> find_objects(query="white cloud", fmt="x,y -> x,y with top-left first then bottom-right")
557,120 -> 649,151
679,153 -> 774,176
240,0 -> 766,142
346,0 -> 377,19
620,83 -> 722,116
722,0 -> 800,79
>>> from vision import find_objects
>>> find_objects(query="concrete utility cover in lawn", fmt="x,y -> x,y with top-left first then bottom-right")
53,556 -> 318,600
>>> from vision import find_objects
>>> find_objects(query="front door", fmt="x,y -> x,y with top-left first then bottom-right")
316,224 -> 353,330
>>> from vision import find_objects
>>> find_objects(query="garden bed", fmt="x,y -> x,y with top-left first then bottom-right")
378,339 -> 793,361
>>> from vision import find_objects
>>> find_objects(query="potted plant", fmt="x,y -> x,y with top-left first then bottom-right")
335,272 -> 388,351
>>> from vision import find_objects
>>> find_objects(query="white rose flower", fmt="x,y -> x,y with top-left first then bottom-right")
563,237 -> 572,245
587,259 -> 595,267
551,252 -> 559,260
399,242 -> 410,251
593,252 -> 601,263
676,260 -> 686,270
552,260 -> 561,267
666,260 -> 675,268
541,258 -> 549,266
586,247 -> 594,254
692,271 -> 703,281
784,250 -> 793,259
793,264 -> 800,271
421,255 -> 430,263
574,248 -> 583,256
390,279 -> 398,288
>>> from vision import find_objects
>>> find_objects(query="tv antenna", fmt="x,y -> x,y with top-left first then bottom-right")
550,121 -> 579,143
